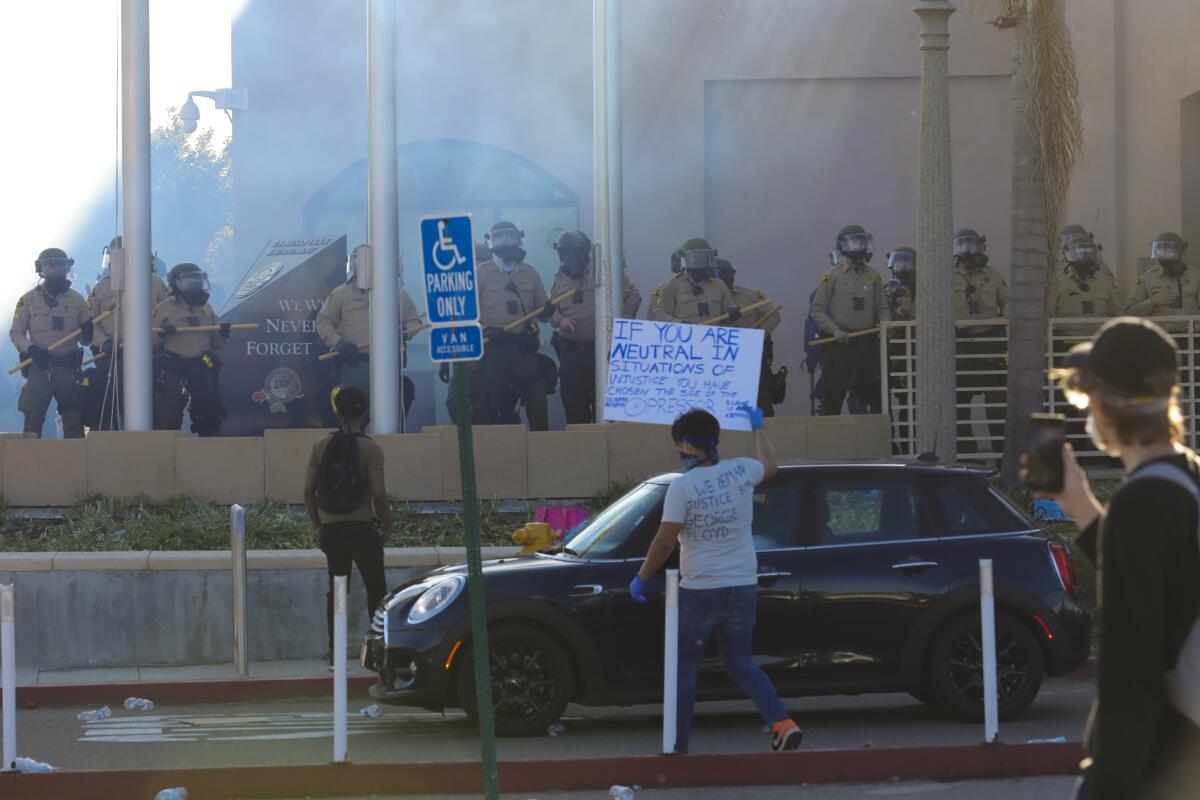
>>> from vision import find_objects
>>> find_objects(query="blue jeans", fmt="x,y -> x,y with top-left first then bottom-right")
675,584 -> 789,753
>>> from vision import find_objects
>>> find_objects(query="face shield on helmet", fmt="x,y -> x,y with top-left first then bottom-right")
837,232 -> 874,265
488,227 -> 522,251
1152,239 -> 1184,263
486,224 -> 526,266
953,234 -> 983,257
171,269 -> 212,306
1064,234 -> 1098,266
680,248 -> 717,273
886,249 -> 915,275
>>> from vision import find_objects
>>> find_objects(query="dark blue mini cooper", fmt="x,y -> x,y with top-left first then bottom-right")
363,462 -> 1089,736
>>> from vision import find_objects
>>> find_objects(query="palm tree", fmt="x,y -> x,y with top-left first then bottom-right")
983,0 -> 1083,485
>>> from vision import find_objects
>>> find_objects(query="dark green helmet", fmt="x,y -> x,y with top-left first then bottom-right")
1156,232 -> 1187,247
886,247 -> 916,274
486,220 -> 524,251
953,228 -> 980,241
1152,232 -> 1188,263
35,247 -> 73,276
837,224 -> 867,240
671,238 -> 717,273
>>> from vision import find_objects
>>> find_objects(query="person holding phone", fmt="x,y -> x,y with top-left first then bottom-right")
1025,317 -> 1200,798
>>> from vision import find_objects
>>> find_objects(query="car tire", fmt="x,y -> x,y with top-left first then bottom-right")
456,624 -> 575,737
926,610 -> 1044,722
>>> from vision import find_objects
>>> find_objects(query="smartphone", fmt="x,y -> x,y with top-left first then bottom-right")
1025,413 -> 1066,492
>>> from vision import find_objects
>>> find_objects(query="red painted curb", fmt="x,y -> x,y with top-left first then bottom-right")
9,676 -> 376,708
0,743 -> 1083,799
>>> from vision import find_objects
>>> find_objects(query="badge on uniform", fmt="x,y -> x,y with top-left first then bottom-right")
1082,301 -> 1094,315
572,290 -> 584,305
853,297 -> 864,311
697,302 -> 710,316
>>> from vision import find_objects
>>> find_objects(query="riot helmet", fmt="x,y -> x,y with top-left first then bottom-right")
835,224 -> 874,266
953,228 -> 989,268
485,220 -> 526,265
554,231 -> 592,278
168,262 -> 212,307
1059,224 -> 1088,251
671,238 -> 718,281
886,246 -> 916,284
1152,232 -> 1188,274
715,257 -> 736,290
36,247 -> 74,295
1063,232 -> 1099,276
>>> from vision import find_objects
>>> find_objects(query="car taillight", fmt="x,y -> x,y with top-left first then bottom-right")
1048,541 -> 1076,594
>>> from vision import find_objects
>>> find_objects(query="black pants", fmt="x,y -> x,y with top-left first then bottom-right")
955,331 -> 1006,455
553,335 -> 595,425
320,521 -> 387,653
475,334 -> 548,431
156,356 -> 226,436
821,338 -> 880,415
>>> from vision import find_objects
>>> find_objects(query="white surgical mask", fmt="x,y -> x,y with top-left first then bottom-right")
1086,413 -> 1115,456
493,253 -> 515,273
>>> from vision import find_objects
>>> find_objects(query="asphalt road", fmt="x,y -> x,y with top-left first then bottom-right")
19,676 -> 1093,772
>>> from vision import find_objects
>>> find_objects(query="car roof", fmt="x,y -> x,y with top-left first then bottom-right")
645,459 -> 993,484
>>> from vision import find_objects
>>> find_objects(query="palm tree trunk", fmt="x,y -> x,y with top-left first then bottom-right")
1001,11 -> 1049,486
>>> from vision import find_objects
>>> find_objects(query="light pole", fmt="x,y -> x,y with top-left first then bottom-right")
914,0 -> 957,462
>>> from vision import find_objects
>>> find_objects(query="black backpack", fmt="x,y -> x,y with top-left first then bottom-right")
316,431 -> 369,514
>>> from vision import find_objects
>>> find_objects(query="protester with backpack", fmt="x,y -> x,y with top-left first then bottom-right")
303,386 -> 392,667
1026,317 -> 1200,798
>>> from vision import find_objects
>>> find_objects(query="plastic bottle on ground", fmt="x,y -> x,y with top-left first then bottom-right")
76,706 -> 112,722
124,697 -> 156,711
359,704 -> 382,718
154,789 -> 189,800
13,757 -> 57,773
610,786 -> 638,800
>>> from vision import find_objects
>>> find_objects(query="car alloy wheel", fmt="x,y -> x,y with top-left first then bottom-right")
456,624 -> 574,737
927,610 -> 1044,721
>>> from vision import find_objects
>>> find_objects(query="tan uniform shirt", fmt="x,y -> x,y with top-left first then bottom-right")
729,284 -> 780,333
308,433 -> 385,524
650,273 -> 736,324
315,283 -> 421,349
86,274 -> 169,346
10,286 -> 92,357
549,268 -> 641,342
1123,263 -> 1200,317
152,297 -> 224,358
1053,265 -> 1121,335
810,259 -> 890,336
954,264 -> 1010,320
476,260 -> 548,330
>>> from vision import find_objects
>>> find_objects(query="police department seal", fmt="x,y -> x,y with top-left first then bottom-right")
235,261 -> 284,299
252,367 -> 303,414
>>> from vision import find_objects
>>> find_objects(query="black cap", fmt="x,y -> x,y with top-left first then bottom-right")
1065,316 -> 1178,396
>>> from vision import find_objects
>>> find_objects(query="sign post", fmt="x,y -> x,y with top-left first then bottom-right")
420,214 -> 497,799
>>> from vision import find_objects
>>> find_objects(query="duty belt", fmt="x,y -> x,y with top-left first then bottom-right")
552,333 -> 593,351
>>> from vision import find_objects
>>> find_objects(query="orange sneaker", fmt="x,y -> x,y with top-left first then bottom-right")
770,718 -> 803,752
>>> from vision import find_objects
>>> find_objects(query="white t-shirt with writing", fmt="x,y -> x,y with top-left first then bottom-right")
661,457 -> 765,590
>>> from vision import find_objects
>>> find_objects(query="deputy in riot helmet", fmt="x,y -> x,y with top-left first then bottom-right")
1125,233 -> 1200,317
475,220 -> 554,430
152,263 -> 231,436
1054,232 -> 1121,335
883,246 -> 916,321
715,257 -> 784,415
1059,223 -> 1116,281
810,225 -> 889,415
10,247 -> 93,437
547,230 -> 640,424
650,238 -> 736,324
952,228 -> 1010,456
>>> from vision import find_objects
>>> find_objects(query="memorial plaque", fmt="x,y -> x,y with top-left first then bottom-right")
218,236 -> 347,435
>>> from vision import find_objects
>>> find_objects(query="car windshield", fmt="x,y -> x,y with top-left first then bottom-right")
561,481 -> 668,558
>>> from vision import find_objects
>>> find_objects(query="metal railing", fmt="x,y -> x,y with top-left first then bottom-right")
881,316 -> 1200,462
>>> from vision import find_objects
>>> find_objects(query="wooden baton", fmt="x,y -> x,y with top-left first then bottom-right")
9,309 -> 114,374
317,321 -> 434,362
752,304 -> 783,329
809,326 -> 880,347
152,323 -> 259,334
701,297 -> 772,326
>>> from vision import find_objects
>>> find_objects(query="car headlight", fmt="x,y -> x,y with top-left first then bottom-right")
407,576 -> 466,625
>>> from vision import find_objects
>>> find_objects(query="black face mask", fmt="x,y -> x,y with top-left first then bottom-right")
846,251 -> 869,266
959,253 -> 988,270
181,290 -> 210,308
494,246 -> 526,265
560,253 -> 588,278
1162,259 -> 1186,277
42,276 -> 70,295
1070,260 -> 1098,278
687,267 -> 714,283
897,271 -> 915,288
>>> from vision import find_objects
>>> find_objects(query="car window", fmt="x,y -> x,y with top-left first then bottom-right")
930,477 -> 1022,536
812,479 -> 921,546
563,482 -> 667,558
751,482 -> 803,551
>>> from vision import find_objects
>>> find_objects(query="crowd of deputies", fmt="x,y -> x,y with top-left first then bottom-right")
12,221 -> 1192,440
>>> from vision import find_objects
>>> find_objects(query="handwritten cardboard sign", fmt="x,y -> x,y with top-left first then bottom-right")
602,318 -> 765,431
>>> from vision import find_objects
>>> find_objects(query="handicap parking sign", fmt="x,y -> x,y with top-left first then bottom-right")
429,323 -> 483,363
420,214 -> 479,326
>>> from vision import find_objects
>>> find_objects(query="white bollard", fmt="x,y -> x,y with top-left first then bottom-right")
2,584 -> 15,771
333,575 -> 348,763
231,504 -> 248,677
979,559 -> 999,743
662,569 -> 679,754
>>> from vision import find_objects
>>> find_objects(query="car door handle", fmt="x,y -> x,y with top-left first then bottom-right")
891,560 -> 939,571
757,570 -> 792,580
570,584 -> 605,597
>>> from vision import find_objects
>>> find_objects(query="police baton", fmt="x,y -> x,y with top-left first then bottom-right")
701,297 -> 773,326
809,326 -> 880,347
152,323 -> 259,334
482,290 -> 577,345
752,304 -> 783,329
9,309 -> 114,374
317,319 -> 432,362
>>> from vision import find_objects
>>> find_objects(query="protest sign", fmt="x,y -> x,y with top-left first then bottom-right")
602,318 -> 764,431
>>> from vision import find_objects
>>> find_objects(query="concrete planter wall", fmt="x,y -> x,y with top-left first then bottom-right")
0,416 -> 892,506
0,547 -> 518,671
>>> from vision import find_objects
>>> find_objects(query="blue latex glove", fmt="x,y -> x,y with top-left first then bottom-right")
628,574 -> 648,604
737,402 -> 765,432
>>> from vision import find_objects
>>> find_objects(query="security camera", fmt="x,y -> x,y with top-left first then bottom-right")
180,95 -> 201,134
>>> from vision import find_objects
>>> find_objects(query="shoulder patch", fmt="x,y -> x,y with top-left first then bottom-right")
820,274 -> 829,284
866,274 -> 875,284
152,306 -> 159,318
652,289 -> 663,305
756,291 -> 765,300
15,297 -> 24,309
